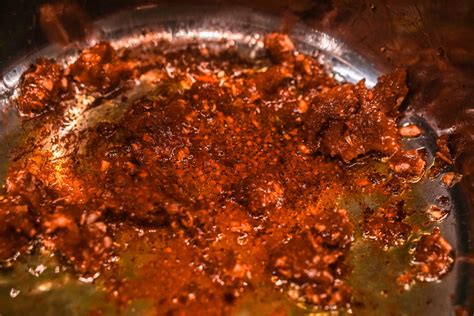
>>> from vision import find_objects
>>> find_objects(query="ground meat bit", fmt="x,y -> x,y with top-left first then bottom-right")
0,171 -> 55,261
304,74 -> 404,161
318,108 -> 399,162
234,173 -> 285,215
304,84 -> 359,145
397,228 -> 454,288
310,207 -> 354,248
441,171 -> 462,187
264,33 -> 295,63
362,202 -> 412,248
69,42 -> 135,92
389,149 -> 426,178
43,210 -> 112,274
0,199 -> 36,260
270,221 -> 352,309
428,135 -> 454,177
426,205 -> 449,222
5,170 -> 53,213
399,124 -> 422,137
436,135 -> 453,163
16,58 -> 63,115
371,68 -> 408,116
253,65 -> 293,96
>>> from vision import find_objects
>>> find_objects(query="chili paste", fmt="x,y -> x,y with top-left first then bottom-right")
0,33 -> 456,314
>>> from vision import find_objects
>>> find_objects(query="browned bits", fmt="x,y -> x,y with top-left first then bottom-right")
17,58 -> 63,115
389,149 -> 426,178
399,124 -> 422,137
304,73 -> 406,162
428,134 -> 455,178
0,201 -> 35,259
441,172 -> 462,187
264,33 -> 295,63
69,42 -> 135,92
362,203 -> 412,248
234,173 -> 284,215
426,205 -> 449,221
1,32 -> 457,314
253,65 -> 293,95
270,213 -> 353,309
397,228 -> 454,289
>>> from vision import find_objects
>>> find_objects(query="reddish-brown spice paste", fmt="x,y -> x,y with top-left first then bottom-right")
0,33 -> 456,314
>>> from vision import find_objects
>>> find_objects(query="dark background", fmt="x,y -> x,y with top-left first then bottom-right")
0,0 -> 473,313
